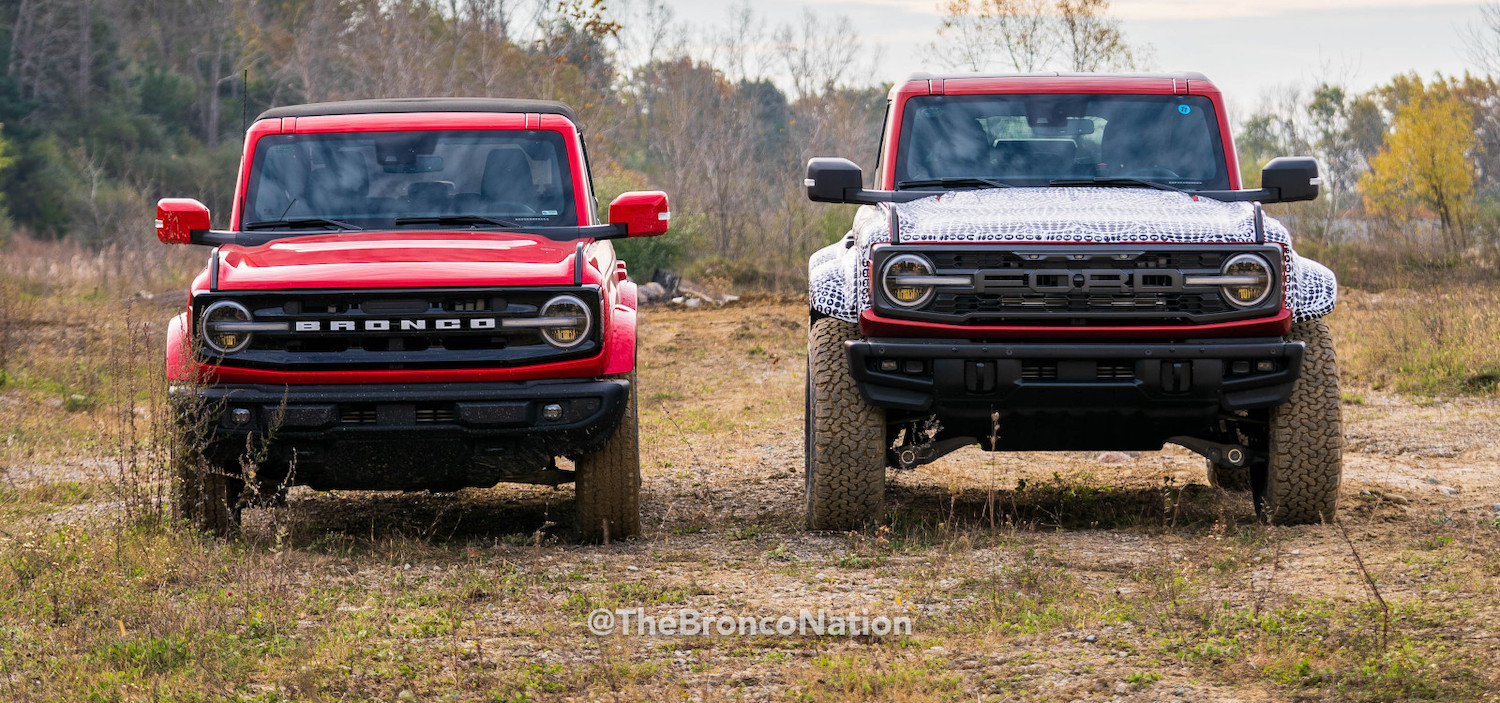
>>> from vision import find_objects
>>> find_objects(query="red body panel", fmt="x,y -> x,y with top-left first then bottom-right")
213,232 -> 579,290
179,108 -> 638,384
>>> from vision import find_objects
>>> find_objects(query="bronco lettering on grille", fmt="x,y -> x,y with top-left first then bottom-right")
292,318 -> 499,332
978,269 -> 1185,294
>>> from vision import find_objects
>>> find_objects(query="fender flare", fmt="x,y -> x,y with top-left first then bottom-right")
165,313 -> 195,381
601,304 -> 637,376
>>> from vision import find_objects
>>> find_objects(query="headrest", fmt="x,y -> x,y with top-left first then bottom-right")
481,149 -> 535,199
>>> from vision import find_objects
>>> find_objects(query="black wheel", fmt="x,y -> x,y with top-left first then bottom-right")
1259,319 -> 1343,525
575,371 -> 641,542
805,317 -> 886,530
173,450 -> 243,536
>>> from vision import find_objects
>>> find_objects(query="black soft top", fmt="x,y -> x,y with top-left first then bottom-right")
256,98 -> 579,123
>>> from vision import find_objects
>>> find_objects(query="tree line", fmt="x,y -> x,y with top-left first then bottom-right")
0,0 -> 1496,290
0,0 -> 887,286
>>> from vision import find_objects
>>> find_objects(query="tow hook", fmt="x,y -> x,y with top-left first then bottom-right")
1170,436 -> 1254,467
889,437 -> 976,470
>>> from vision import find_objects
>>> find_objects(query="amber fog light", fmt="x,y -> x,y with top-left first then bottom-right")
539,295 -> 592,349
881,254 -> 938,308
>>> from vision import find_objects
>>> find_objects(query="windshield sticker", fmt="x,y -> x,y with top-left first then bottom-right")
1178,104 -> 1192,115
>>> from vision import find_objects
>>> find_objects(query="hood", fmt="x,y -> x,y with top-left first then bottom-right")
892,187 -> 1260,245
213,231 -> 580,291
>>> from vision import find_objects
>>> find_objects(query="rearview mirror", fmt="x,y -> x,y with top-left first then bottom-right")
608,191 -> 670,237
1260,157 -> 1320,203
156,198 -> 211,245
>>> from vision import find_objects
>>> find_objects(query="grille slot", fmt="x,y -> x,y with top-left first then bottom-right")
341,408 -> 377,424
415,406 -> 456,423
1021,362 -> 1057,380
934,292 -> 1227,316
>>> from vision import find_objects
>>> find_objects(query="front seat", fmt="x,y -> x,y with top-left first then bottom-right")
457,149 -> 537,214
904,105 -> 992,181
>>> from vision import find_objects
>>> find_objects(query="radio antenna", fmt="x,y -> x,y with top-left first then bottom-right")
241,68 -> 248,142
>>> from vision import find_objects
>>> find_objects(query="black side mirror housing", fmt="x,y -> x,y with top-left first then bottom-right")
805,157 -> 866,203
1259,156 -> 1320,203
1194,156 -> 1321,204
804,157 -> 931,205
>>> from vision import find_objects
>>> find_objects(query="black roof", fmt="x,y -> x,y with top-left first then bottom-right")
901,71 -> 1211,82
256,98 -> 579,123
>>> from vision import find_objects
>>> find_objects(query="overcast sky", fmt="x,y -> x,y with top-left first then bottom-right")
648,0 -> 1488,112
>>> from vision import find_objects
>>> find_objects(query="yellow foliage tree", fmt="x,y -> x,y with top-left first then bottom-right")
1360,85 -> 1478,252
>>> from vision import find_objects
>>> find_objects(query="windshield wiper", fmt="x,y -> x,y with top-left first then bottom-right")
393,214 -> 523,228
897,177 -> 1016,190
242,217 -> 361,231
1048,177 -> 1187,194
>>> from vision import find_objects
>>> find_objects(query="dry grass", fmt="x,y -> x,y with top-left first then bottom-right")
1336,286 -> 1500,396
0,240 -> 1498,700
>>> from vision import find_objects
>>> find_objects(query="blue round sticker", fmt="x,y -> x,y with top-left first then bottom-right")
1178,104 -> 1192,115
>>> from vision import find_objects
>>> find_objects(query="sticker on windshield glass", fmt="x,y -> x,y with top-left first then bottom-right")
1177,104 -> 1192,115
543,210 -> 559,216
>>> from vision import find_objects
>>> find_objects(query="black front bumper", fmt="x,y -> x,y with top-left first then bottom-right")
848,338 -> 1303,451
170,379 -> 629,490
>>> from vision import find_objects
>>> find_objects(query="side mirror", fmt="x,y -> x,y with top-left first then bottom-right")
805,157 -> 865,203
608,191 -> 670,237
804,158 -> 928,205
1260,157 -> 1320,203
156,198 -> 211,245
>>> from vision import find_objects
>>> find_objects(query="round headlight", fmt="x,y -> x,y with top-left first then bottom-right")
200,300 -> 254,354
539,295 -> 592,349
1220,253 -> 1273,308
881,254 -> 937,308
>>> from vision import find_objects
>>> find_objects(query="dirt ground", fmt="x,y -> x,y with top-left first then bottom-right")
3,298 -> 1499,701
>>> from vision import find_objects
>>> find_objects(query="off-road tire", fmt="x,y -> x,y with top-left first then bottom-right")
805,317 -> 886,530
576,371 -> 641,542
1206,459 -> 1253,491
1261,319 -> 1343,525
173,451 -> 243,536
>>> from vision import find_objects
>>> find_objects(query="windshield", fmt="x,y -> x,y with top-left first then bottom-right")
242,130 -> 577,230
895,94 -> 1230,190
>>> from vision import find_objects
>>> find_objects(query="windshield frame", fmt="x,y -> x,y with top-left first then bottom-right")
232,114 -> 591,233
892,92 -> 1232,192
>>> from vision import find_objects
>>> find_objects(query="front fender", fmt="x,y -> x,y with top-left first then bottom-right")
601,304 -> 637,376
1264,218 -> 1338,321
809,240 -> 860,322
809,205 -> 889,322
165,313 -> 195,381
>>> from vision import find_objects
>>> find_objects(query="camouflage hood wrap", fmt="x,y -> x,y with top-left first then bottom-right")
808,187 -> 1338,324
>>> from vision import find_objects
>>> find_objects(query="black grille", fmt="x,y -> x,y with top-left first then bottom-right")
932,291 -> 1232,316
194,287 -> 601,371
876,244 -> 1282,326
1018,361 -> 1135,381
929,250 -> 1230,271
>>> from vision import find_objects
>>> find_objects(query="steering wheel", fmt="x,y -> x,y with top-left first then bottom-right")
1123,167 -> 1180,179
487,201 -> 537,214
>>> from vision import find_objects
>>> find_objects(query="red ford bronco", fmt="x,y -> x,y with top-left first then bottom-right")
157,98 -> 668,540
803,73 -> 1342,529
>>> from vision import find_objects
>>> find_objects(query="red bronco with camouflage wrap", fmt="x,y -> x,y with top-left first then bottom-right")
802,73 -> 1341,529
157,98 -> 668,540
